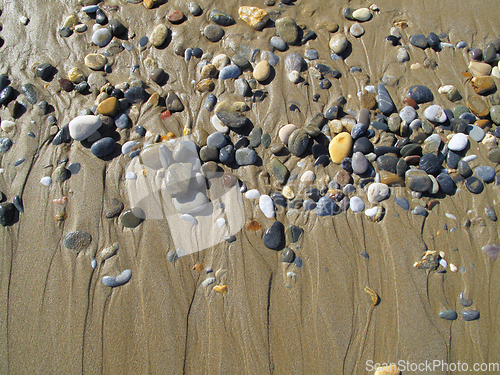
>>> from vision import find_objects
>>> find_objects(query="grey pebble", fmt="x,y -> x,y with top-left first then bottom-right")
461,310 -> 480,321
64,231 -> 92,251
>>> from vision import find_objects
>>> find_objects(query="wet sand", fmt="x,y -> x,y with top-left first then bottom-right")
0,0 -> 499,373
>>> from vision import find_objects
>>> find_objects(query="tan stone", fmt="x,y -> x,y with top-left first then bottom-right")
468,96 -> 489,118
150,24 -> 169,47
97,97 -> 118,116
379,171 -> 405,187
68,67 -> 85,84
231,102 -> 250,112
329,119 -> 344,134
253,60 -> 271,82
201,64 -> 217,79
471,76 -> 496,95
468,61 -> 492,76
360,91 -> 377,109
238,6 -> 269,31
143,0 -> 154,8
329,132 -> 352,164
195,78 -> 215,92
282,186 -> 294,199
63,15 -> 78,30
84,53 -> 107,70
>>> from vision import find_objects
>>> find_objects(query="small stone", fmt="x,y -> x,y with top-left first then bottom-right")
408,85 -> 433,104
271,158 -> 289,184
419,153 -> 442,175
263,221 -> 284,250
424,105 -> 447,123
167,10 -> 185,24
350,196 -> 365,212
468,61 -> 491,76
64,231 -> 92,251
85,53 -> 108,70
367,182 -> 389,203
35,63 -> 53,80
465,176 -> 484,194
468,125 -> 485,142
487,149 -> 500,164
97,97 -> 118,116
377,84 -> 394,115
329,34 -> 348,54
207,132 -> 227,148
249,127 -> 262,148
188,2 -> 202,16
91,137 -> 116,157
275,17 -> 299,45
458,160 -> 473,178
219,145 -> 234,164
92,28 -> 112,47
109,18 -> 127,36
253,60 -> 271,82
352,8 -> 371,21
239,6 -> 269,30
485,206 -> 497,222
467,97 -> 489,118
0,203 -> 15,226
446,87 -> 462,102
350,23 -> 364,37
150,24 -> 169,47
59,27 -> 72,37
436,173 -> 454,194
461,310 -> 480,321
329,132 -> 352,163
0,138 -> 12,153
288,129 -> 309,156
68,115 -> 102,141
410,34 -> 428,49
396,48 -> 409,62
394,196 -> 409,210
210,9 -> 235,26
316,196 -> 338,216
120,208 -> 145,228
203,25 -> 224,42
351,152 -> 369,174
281,248 -> 295,263
150,68 -> 167,85
219,65 -> 241,80
259,195 -> 275,218
475,166 -> 495,182
438,310 -> 458,320
471,76 -> 496,95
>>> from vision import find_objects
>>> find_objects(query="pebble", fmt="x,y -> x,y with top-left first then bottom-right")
259,195 -> 275,218
405,169 -> 432,192
270,36 -> 286,51
424,105 -> 447,123
412,206 -> 428,217
281,248 -> 295,263
235,147 -> 256,165
408,85 -> 433,104
465,176 -> 484,194
436,173 -> 454,194
329,132 -> 353,163
394,196 -> 410,210
188,2 -> 202,16
91,137 -> 116,157
203,25 -> 224,42
239,6 -> 269,30
288,129 -> 309,156
210,9 -> 235,26
300,171 -> 315,183
475,166 -> 495,182
419,153 -> 441,175
351,152 -> 369,174
245,189 -> 260,200
349,196 -> 365,212
485,206 -> 497,222
180,214 -> 198,226
264,221 -> 284,250
329,34 -> 348,54
471,76 -> 496,95
410,34 -> 428,49
102,269 -> 132,287
124,86 -> 149,104
461,310 -> 480,321
468,125 -> 485,142
350,23 -> 364,37
487,149 -> 500,164
64,231 -> 92,251
253,60 -> 271,81
367,182 -> 389,203
0,138 -> 12,153
352,8 -> 371,21
68,115 -> 102,141
150,24 -> 169,47
115,113 -> 130,129
219,65 -> 241,80
40,177 -> 52,186
205,94 -> 217,112
448,133 -> 468,151
206,132 -> 226,149
304,49 -> 318,60
377,84 -> 394,114
438,310 -> 458,320
275,16 -> 299,45
316,196 -> 338,216
0,203 -> 15,226
92,28 -> 112,47
396,48 -> 409,62
120,207 -> 145,228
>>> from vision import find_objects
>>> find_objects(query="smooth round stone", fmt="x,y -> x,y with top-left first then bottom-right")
424,105 -> 447,123
200,145 -> 219,162
329,34 -> 348,54
456,41 -> 467,49
0,138 -> 12,153
271,158 -> 289,184
207,132 -> 226,148
40,176 -> 52,186
270,36 -> 286,51
351,152 -> 369,174
329,132 -> 353,164
0,203 -> 15,227
465,176 -> 484,194
279,124 -> 297,145
458,160 -> 473,178
121,141 -> 137,155
59,26 -> 72,37
448,133 -> 469,151
150,24 -> 169,47
461,310 -> 480,321
68,115 -> 102,141
114,112 -> 130,129
91,137 -> 116,157
439,310 -> 458,320
249,127 -> 262,148
64,231 -> 92,251
124,86 -> 149,104
235,147 -> 256,165
436,173 -> 454,194
319,79 -> 331,89
367,182 -> 389,203
204,24 -> 224,42
475,166 -> 495,182
300,171 -> 315,183
487,149 -> 500,163
459,112 -> 476,124
120,208 -> 145,228
394,196 -> 410,210
275,17 -> 299,45
352,7 -> 371,21
216,111 -> 247,131
377,84 -> 394,115
409,34 -> 428,49
210,9 -> 234,26
205,94 -> 217,112
316,196 -> 338,216
447,150 -> 462,169
349,196 -> 365,212
490,105 -> 500,125
314,155 -> 330,167
325,105 -> 339,120
281,248 -> 295,263
259,195 -> 275,218
288,129 -> 309,156
412,206 -> 428,217
304,49 -> 318,60
349,23 -> 364,37
92,28 -> 112,47
263,221 -> 284,250
35,63 -> 53,80
399,106 -> 416,123
219,65 -> 241,80
408,85 -> 433,103
245,189 -> 260,199
376,155 -> 398,174
419,153 -> 441,175
405,169 -> 432,192
353,137 -> 373,154
109,18 -> 126,36
468,125 -> 485,142
254,60 -> 271,82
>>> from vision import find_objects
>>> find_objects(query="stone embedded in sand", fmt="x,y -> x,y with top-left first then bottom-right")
219,65 -> 241,80
461,310 -> 480,321
92,28 -> 112,47
329,33 -> 348,54
448,133 -> 468,151
475,166 -> 495,182
271,158 -> 289,185
471,76 -> 496,95
210,9 -> 235,26
203,24 -> 224,42
409,34 -> 428,49
91,137 -> 116,157
351,151 -> 369,174
279,124 -> 297,144
68,115 -> 102,141
482,244 -> 500,261
436,173 -> 454,194
238,6 -> 269,30
419,153 -> 441,175
235,147 -> 256,165
102,269 -> 132,287
0,138 -> 12,152
35,63 -> 53,80
288,129 -> 309,156
259,195 -> 275,218
377,84 -> 394,114
349,196 -> 365,212
0,202 -> 15,227
350,23 -> 364,37
329,132 -> 352,164
405,169 -> 432,192
467,97 -> 489,117
150,24 -> 169,47
465,176 -> 484,194
367,182 -> 389,203
468,61 -> 492,76
167,10 -> 185,24
280,248 -> 295,263
253,60 -> 271,82
64,231 -> 92,251
316,196 -> 338,216
275,16 -> 299,45
264,221 -> 284,250
352,7 -> 371,21
97,96 -> 118,116
487,148 -> 500,163
408,85 -> 433,103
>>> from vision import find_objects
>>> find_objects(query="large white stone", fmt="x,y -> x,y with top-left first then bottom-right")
350,196 -> 365,212
447,133 -> 469,151
259,194 -> 275,218
367,182 -> 389,203
279,124 -> 297,144
68,115 -> 102,141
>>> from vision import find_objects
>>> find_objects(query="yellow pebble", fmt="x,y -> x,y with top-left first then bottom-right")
213,285 -> 228,294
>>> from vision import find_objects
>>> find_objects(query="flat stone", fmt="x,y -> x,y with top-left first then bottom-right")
216,111 -> 247,131
92,28 -> 112,47
263,221 -> 284,250
439,310 -> 458,320
239,6 -> 269,31
259,195 -> 275,218
204,24 -> 224,42
206,132 -> 226,149
165,91 -> 184,112
376,154 -> 398,173
405,169 -> 432,192
471,76 -> 496,95
124,86 -> 149,104
219,145 -> 234,164
410,34 -> 428,49
367,182 -> 389,203
475,166 -> 495,182
377,84 -> 394,114
210,9 -> 235,26
68,115 -> 102,141
468,97 -> 489,118
0,138 -> 12,153
487,148 -> 500,163
436,172 -> 454,194
490,105 -> 500,124
219,65 -> 241,80
275,17 -> 299,45
114,112 -> 130,129
97,97 -> 118,116
468,125 -> 485,142
150,24 -> 169,47
458,160 -> 473,178
109,18 -> 127,36
329,34 -> 348,54
394,196 -> 409,210
253,60 -> 271,81
285,52 -> 305,73
468,61 -> 492,76
288,129 -> 309,156
352,8 -> 371,21
465,176 -> 484,194
448,133 -> 469,151
352,152 -> 369,174
235,147 -> 256,165
350,196 -> 365,212
279,124 -> 297,145
329,132 -> 352,163
424,105 -> 447,123
350,23 -> 364,37
270,36 -> 286,51
0,203 -> 15,226
461,310 -> 480,321
419,153 -> 441,175
35,63 -> 53,80
249,127 -> 262,148
91,137 -> 116,157
64,231 -> 92,251
120,208 -> 145,228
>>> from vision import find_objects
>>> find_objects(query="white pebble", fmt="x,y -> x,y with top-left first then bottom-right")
445,213 -> 457,220
245,189 -> 260,199
125,171 -> 137,180
365,85 -> 376,93
447,133 -> 469,151
40,176 -> 52,186
180,214 -> 198,225
259,195 -> 275,218
438,85 -> 455,94
101,243 -> 119,260
287,271 -> 297,278
287,71 -> 300,83
211,115 -> 229,133
462,155 -> 477,162
122,141 -> 138,155
201,277 -> 216,288
439,259 -> 448,269
102,269 -> 132,287
1,120 -> 15,132
19,16 -> 29,25
449,263 -> 458,272
300,171 -> 315,182
216,218 -> 226,227
91,259 -> 97,269
364,206 -> 378,218
367,182 -> 389,203
350,196 -> 365,212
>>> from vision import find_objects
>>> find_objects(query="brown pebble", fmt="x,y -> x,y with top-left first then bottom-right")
404,155 -> 421,165
59,77 -> 74,92
468,96 -> 489,118
201,64 -> 218,79
475,119 -> 491,128
223,173 -> 238,188
196,78 -> 215,92
269,143 -> 285,154
167,10 -> 185,24
402,97 -> 417,109
334,169 -> 352,186
471,76 -> 496,95
360,92 -> 377,109
97,96 -> 118,116
143,0 -> 154,9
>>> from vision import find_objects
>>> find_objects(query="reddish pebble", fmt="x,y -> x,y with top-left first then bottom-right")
223,173 -> 238,188
53,197 -> 68,205
402,97 -> 417,109
160,110 -> 171,120
59,78 -> 74,92
167,10 -> 185,24
246,220 -> 261,231
404,155 -> 421,165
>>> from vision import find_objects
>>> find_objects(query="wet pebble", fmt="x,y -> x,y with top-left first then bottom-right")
120,207 -> 145,228
485,206 -> 497,222
102,269 -> 132,287
0,203 -> 15,226
410,34 -> 428,49
235,147 -> 257,165
461,310 -> 480,321
438,310 -> 458,320
64,231 -> 92,251
377,84 -> 394,114
92,28 -> 112,47
0,138 -> 12,152
210,9 -> 234,26
91,137 -> 116,157
475,166 -> 495,182
264,221 -> 284,250
394,196 -> 409,210
465,176 -> 484,194
316,196 -> 337,216
424,105 -> 447,123
259,195 -> 275,218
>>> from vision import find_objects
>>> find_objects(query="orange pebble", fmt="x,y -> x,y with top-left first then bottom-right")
213,285 -> 228,294
246,220 -> 261,231
160,110 -> 171,120
402,97 -> 417,109
161,132 -> 176,141
462,72 -> 473,78
191,263 -> 204,272
53,197 -> 68,205
55,212 -> 68,221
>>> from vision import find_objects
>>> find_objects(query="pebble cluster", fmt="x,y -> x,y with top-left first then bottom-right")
0,1 -> 499,322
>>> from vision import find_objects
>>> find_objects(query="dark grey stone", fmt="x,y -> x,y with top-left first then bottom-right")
408,85 -> 433,104
64,231 -> 92,251
91,137 -> 116,157
264,221 -> 285,250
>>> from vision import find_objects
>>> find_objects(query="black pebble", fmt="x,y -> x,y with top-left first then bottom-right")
0,203 -> 15,226
465,176 -> 484,194
263,221 -> 285,250
95,9 -> 108,25
59,27 -> 72,37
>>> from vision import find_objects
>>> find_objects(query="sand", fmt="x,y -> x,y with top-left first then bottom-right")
0,0 -> 499,373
